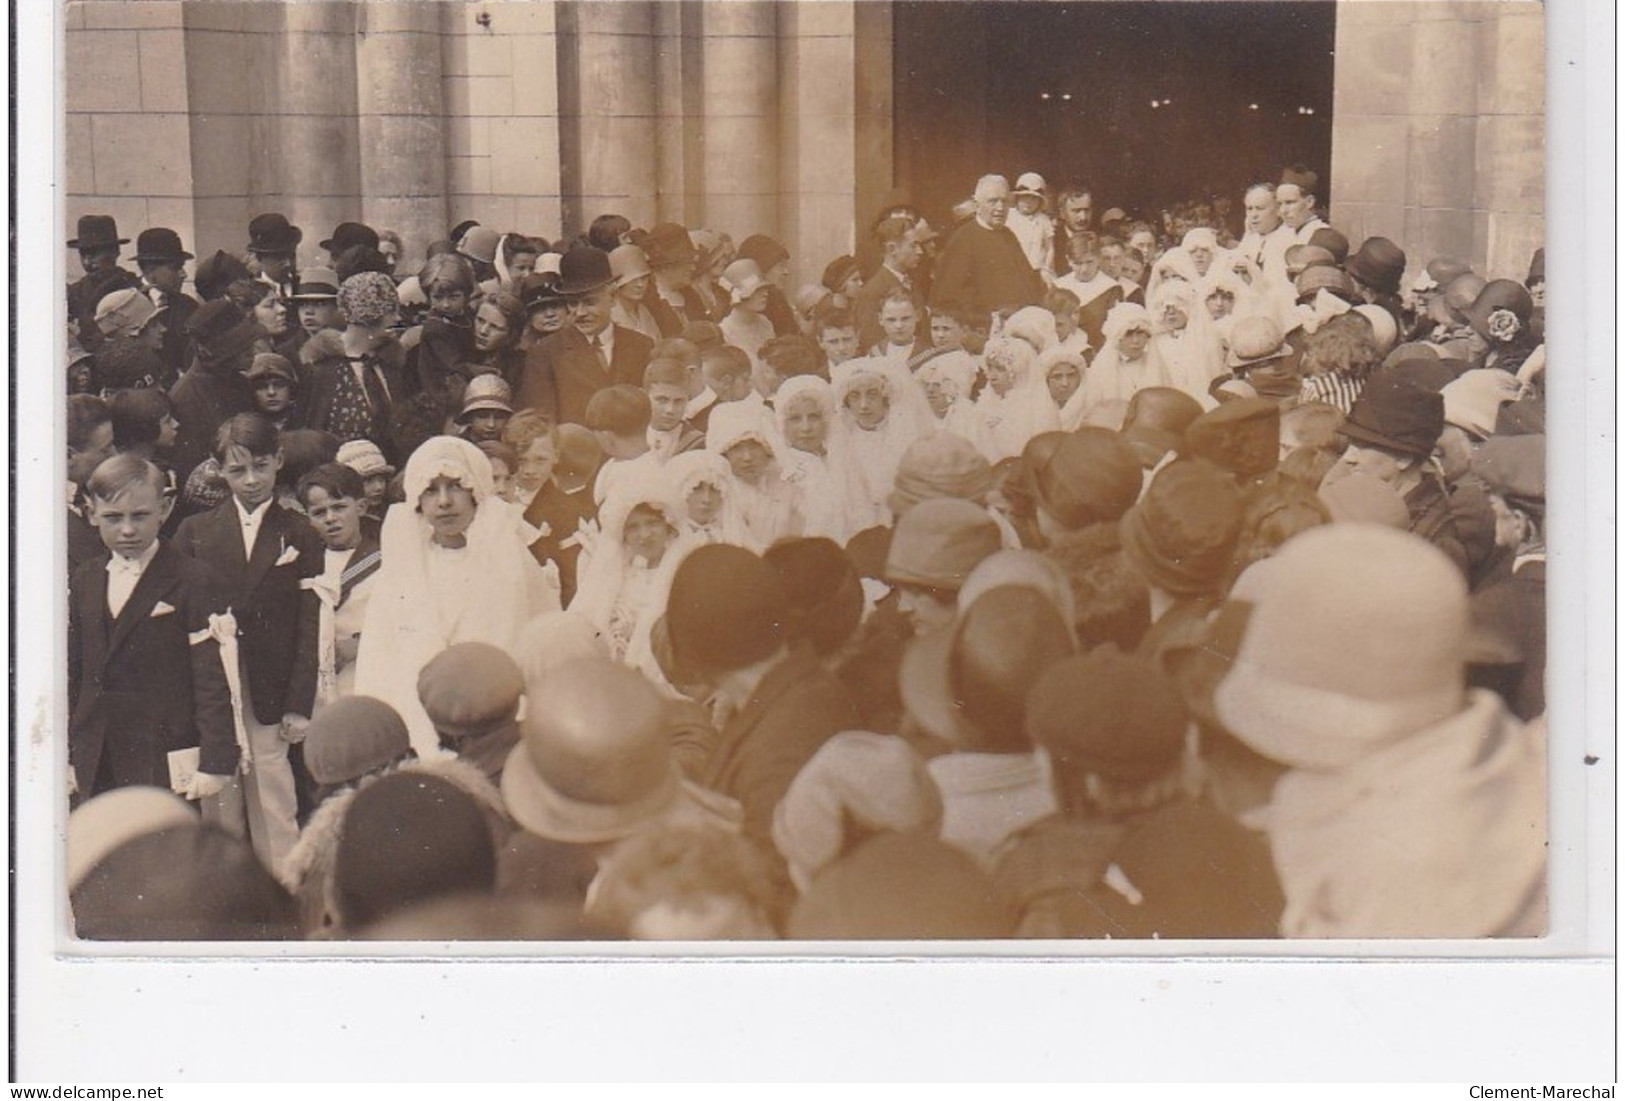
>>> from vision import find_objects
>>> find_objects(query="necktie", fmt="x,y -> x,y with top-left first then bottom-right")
592,335 -> 609,373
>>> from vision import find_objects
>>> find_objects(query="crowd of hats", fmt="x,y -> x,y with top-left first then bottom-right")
63,163 -> 1549,944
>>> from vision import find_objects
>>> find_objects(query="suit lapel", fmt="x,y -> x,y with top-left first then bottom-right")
104,545 -> 183,660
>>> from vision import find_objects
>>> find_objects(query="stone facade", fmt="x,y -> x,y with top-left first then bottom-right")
1330,0 -> 1545,281
66,0 -> 1543,285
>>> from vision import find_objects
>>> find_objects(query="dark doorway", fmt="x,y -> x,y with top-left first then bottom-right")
893,1 -> 1337,232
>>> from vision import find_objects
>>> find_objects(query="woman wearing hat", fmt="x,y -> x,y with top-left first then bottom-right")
717,258 -> 777,371
1463,279 -> 1540,377
355,435 -> 560,757
608,244 -> 673,344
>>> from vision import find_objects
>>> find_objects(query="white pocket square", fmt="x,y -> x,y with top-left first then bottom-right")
149,601 -> 177,618
274,545 -> 300,567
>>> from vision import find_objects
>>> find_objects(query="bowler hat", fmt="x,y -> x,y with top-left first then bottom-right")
68,214 -> 128,251
557,245 -> 614,296
1340,370 -> 1445,459
1346,236 -> 1407,296
1120,460 -> 1244,598
247,212 -> 303,255
133,227 -> 193,264
186,299 -> 263,364
320,221 -> 379,255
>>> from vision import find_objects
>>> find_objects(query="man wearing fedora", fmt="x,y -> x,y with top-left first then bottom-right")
134,227 -> 198,379
515,245 -> 653,427
245,212 -> 303,297
67,214 -> 141,353
1324,366 -> 1467,574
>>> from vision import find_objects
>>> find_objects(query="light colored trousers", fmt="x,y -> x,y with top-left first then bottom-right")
200,673 -> 300,876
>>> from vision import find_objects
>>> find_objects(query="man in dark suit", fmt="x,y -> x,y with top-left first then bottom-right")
853,214 -> 924,351
66,214 -> 142,354
516,245 -> 652,426
172,413 -> 324,871
167,299 -> 259,490
69,455 -> 238,801
133,226 -> 199,382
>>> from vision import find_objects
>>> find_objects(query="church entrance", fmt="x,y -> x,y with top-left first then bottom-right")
892,0 -> 1338,228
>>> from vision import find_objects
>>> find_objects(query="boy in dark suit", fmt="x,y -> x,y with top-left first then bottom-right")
69,454 -> 238,802
172,413 -> 323,871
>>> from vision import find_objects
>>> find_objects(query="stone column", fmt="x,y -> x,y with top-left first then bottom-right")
653,0 -> 705,225
355,1 -> 448,269
556,1 -> 659,236
776,2 -> 861,287
1331,0 -> 1543,280
277,1 -> 363,269
697,0 -> 779,243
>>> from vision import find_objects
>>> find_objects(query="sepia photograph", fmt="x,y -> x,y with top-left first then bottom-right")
14,0 -> 1614,1082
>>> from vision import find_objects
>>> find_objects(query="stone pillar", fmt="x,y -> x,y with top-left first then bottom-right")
557,1 -> 659,237
776,2 -> 861,287
1331,0 -> 1543,281
697,0 -> 779,243
277,1 -> 363,269
355,1 -> 448,269
653,0 -> 705,226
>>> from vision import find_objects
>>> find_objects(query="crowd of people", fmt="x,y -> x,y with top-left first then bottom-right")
63,159 -> 1549,942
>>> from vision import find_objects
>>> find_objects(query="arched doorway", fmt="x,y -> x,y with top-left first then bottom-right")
893,1 -> 1337,230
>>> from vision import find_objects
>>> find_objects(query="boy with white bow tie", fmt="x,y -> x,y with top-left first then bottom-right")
173,413 -> 324,872
69,454 -> 237,803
